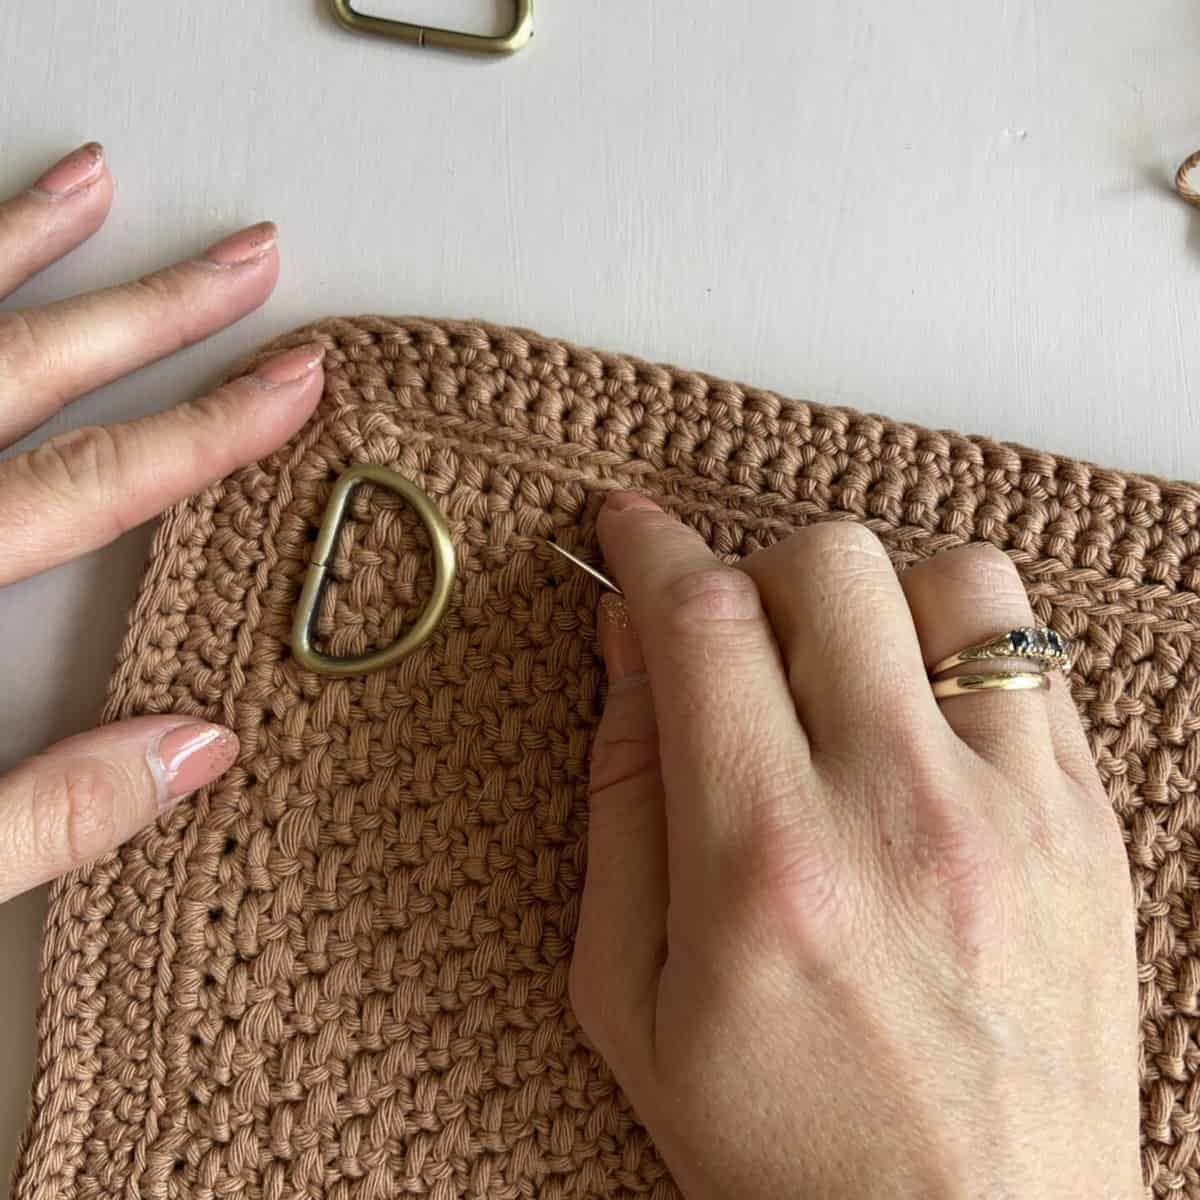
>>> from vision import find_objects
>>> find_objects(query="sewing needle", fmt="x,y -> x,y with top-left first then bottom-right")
545,541 -> 623,595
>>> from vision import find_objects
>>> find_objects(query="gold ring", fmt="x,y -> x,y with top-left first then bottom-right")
930,626 -> 1072,678
931,671 -> 1051,700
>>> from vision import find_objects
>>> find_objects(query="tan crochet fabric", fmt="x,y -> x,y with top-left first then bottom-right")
11,316 -> 1200,1199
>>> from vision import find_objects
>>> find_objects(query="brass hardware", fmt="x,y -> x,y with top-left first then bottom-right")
329,0 -> 533,55
931,672 -> 1051,700
292,465 -> 456,677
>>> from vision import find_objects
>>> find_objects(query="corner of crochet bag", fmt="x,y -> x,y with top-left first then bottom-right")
11,315 -> 1200,1200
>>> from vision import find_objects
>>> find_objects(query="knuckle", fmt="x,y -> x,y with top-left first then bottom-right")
177,387 -> 236,440
935,541 -> 1023,596
923,811 -> 997,904
0,309 -> 40,378
777,520 -> 896,624
663,564 -> 762,630
902,793 -> 1002,947
128,267 -> 184,310
800,526 -> 894,609
712,773 -> 835,941
27,424 -> 120,495
19,425 -> 132,539
121,271 -> 193,353
797,519 -> 887,561
589,679 -> 659,796
721,825 -> 846,962
588,733 -> 658,799
30,760 -> 120,869
960,539 -> 1020,576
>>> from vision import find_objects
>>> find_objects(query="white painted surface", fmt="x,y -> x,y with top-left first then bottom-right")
0,0 -> 1198,1179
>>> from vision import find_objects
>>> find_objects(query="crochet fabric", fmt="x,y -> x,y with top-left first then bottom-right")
12,317 -> 1200,1199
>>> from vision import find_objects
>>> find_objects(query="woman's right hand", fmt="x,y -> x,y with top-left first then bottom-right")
570,493 -> 1141,1198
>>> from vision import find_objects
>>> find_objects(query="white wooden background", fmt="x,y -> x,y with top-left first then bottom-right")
1,0 -> 1198,1179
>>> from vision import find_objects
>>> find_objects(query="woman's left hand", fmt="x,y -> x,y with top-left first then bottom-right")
0,141 -> 323,901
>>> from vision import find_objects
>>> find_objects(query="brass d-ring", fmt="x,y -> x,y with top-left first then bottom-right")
328,0 -> 533,54
291,465 -> 456,677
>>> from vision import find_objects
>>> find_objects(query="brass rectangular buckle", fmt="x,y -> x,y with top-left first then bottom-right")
329,0 -> 533,54
291,465 -> 456,677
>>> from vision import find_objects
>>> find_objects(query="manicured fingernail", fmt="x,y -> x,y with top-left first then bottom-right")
252,343 -> 326,388
606,491 -> 660,514
33,142 -> 104,197
151,722 -> 239,808
202,221 -> 278,267
598,594 -> 645,682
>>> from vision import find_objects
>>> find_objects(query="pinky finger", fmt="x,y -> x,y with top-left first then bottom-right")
0,716 -> 237,903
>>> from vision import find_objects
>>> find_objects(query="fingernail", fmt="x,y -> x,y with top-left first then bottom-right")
32,142 -> 105,197
151,722 -> 239,809
598,594 -> 645,682
252,343 -> 326,388
606,491 -> 660,514
202,221 -> 278,267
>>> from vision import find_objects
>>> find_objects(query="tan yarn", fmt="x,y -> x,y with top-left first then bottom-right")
11,317 -> 1200,1199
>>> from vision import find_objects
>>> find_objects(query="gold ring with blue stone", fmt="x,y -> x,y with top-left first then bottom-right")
929,626 -> 1073,679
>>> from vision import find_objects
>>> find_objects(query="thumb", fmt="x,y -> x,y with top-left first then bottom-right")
570,594 -> 668,1076
0,715 -> 237,902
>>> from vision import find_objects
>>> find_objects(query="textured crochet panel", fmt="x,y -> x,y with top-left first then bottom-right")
12,317 -> 1200,1199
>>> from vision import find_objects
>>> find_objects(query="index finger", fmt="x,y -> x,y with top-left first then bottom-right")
596,492 -> 812,902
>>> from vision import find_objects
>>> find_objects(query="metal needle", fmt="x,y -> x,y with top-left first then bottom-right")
545,541 -> 623,595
